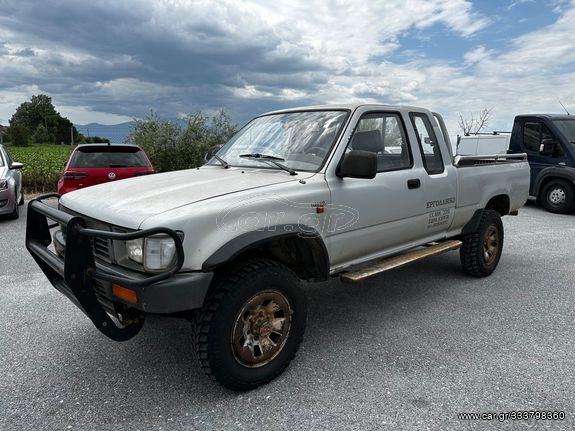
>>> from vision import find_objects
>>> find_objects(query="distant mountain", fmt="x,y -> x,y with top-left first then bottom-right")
74,122 -> 135,144
74,118 -> 192,144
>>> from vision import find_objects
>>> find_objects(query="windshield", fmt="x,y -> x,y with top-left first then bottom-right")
552,119 -> 575,146
211,110 -> 348,171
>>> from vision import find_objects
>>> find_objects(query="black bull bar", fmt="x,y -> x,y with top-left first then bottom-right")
25,193 -> 184,341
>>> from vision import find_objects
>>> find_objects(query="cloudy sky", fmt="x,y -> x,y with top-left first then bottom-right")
1,0 -> 574,134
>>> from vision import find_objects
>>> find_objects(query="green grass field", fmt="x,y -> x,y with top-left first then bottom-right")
6,144 -> 73,194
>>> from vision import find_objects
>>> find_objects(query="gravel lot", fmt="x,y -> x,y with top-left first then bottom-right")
1,201 -> 574,430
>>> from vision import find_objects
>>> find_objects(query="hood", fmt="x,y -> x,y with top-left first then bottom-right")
60,166 -> 314,228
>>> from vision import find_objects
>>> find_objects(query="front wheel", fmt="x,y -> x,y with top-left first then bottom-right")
540,179 -> 575,214
460,210 -> 503,277
192,260 -> 306,390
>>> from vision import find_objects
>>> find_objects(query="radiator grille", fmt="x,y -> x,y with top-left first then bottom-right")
92,278 -> 115,315
92,237 -> 112,263
59,205 -> 116,263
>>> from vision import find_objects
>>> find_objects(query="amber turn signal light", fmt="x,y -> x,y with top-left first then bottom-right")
112,284 -> 137,304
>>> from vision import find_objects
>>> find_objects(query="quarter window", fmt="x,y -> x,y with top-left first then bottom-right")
346,112 -> 412,172
410,113 -> 444,175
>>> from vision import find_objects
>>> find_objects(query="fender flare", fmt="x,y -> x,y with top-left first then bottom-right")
202,224 -> 330,281
533,166 -> 575,197
461,209 -> 486,235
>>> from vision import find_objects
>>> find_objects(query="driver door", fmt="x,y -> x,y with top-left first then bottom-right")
325,110 -> 427,269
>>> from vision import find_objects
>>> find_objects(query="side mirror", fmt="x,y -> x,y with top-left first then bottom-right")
10,161 -> 23,170
203,144 -> 223,164
337,150 -> 377,179
539,138 -> 558,156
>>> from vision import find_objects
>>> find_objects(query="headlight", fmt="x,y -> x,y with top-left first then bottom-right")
0,179 -> 7,190
144,235 -> 177,271
126,238 -> 144,264
125,234 -> 180,271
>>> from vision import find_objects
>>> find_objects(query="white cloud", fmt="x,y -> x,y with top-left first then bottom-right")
57,106 -> 133,125
506,0 -> 536,12
463,46 -> 495,65
0,0 -> 574,137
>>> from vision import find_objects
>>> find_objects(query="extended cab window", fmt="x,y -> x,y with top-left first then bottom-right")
346,112 -> 411,172
410,113 -> 444,175
523,122 -> 563,155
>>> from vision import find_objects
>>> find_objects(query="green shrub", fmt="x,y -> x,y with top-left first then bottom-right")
9,126 -> 30,147
32,124 -> 54,144
125,110 -> 238,172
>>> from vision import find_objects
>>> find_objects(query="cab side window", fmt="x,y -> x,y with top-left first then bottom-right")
523,122 -> 563,155
347,112 -> 412,172
410,113 -> 444,175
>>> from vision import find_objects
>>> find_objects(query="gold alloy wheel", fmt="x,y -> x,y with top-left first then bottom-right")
231,290 -> 292,368
483,225 -> 500,265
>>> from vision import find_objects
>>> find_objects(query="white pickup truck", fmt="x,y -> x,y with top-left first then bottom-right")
26,104 -> 529,390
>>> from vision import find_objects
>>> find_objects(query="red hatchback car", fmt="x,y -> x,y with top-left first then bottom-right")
58,144 -> 155,195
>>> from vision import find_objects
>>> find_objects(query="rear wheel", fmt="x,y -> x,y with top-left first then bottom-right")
540,179 -> 575,214
192,260 -> 306,391
460,210 -> 503,277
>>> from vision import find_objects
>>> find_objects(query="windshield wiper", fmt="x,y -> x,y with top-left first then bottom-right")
213,154 -> 230,169
239,153 -> 297,175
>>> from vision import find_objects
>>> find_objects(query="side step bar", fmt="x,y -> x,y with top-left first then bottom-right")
340,240 -> 462,283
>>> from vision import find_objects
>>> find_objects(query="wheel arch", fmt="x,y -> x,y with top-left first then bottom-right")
202,225 -> 330,282
485,194 -> 510,216
533,167 -> 575,198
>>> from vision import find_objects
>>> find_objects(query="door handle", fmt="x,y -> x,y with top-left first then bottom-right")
407,179 -> 421,189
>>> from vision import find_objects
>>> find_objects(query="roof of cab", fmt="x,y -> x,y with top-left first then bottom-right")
74,143 -> 141,150
260,103 -> 431,116
515,114 -> 575,120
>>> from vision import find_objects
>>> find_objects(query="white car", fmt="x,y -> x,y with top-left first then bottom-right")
0,145 -> 24,219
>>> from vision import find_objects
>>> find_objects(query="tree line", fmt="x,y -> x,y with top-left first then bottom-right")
124,110 -> 238,172
0,94 -> 239,172
2,94 -> 83,146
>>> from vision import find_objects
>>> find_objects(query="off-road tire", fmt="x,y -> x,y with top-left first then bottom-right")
192,259 -> 306,391
540,179 -> 575,214
460,210 -> 503,277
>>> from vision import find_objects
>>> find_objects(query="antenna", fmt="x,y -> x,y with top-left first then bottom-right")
558,99 -> 571,115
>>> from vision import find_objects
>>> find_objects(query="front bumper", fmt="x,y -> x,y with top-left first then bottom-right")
0,184 -> 16,215
26,193 -> 213,341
